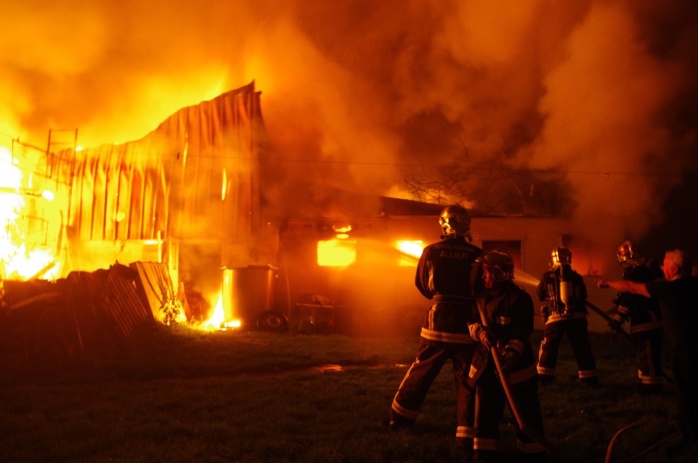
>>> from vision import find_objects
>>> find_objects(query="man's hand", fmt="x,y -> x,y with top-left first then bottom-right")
608,319 -> 623,333
500,348 -> 521,374
469,323 -> 494,350
597,279 -> 609,289
540,306 -> 549,323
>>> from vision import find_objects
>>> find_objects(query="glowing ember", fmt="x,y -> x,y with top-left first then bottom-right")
201,293 -> 225,330
200,293 -> 242,331
224,319 -> 242,329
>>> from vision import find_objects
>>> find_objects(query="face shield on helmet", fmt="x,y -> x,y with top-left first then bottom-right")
480,250 -> 515,286
551,247 -> 572,268
617,240 -> 635,264
439,204 -> 472,241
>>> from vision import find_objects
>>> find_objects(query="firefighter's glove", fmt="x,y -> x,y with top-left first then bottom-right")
608,319 -> 623,333
500,348 -> 521,374
540,306 -> 549,323
469,323 -> 494,350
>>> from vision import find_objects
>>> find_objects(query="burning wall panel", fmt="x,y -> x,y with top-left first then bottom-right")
65,142 -> 168,242
154,81 -> 265,248
45,81 -> 269,280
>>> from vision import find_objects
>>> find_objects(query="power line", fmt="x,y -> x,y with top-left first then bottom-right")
29,140 -> 689,180
224,154 -> 687,179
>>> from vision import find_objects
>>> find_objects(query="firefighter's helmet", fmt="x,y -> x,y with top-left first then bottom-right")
480,250 -> 514,281
439,204 -> 472,240
617,240 -> 635,264
551,246 -> 572,267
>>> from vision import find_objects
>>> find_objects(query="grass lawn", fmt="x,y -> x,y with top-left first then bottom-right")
0,324 -> 696,462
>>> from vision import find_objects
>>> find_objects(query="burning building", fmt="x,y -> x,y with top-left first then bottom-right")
276,196 -> 588,337
1,80 -> 627,342
2,1 -> 697,346
1,82 -> 271,346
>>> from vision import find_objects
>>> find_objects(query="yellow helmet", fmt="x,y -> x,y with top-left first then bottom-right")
617,240 -> 635,264
480,250 -> 514,281
551,247 -> 572,267
439,204 -> 471,240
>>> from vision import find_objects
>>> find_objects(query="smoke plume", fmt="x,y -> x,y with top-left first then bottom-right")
2,0 -> 697,266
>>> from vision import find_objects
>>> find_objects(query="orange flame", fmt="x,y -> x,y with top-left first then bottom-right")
395,240 -> 423,267
0,146 -> 60,281
317,238 -> 357,267
200,293 -> 242,331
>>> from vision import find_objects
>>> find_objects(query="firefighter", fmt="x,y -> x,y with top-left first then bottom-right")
468,250 -> 547,463
608,241 -> 664,393
388,204 -> 483,454
536,247 -> 598,386
598,249 -> 698,445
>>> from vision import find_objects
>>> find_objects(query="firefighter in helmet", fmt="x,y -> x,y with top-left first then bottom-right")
467,250 -> 547,463
388,204 -> 484,453
608,240 -> 664,393
597,248 -> 698,443
537,246 -> 598,386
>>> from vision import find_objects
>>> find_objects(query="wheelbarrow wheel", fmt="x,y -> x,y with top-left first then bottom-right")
258,311 -> 288,333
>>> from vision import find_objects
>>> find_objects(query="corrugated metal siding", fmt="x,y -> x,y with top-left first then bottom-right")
48,81 -> 266,252
102,268 -> 154,338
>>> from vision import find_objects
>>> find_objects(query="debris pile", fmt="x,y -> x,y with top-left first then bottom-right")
0,262 -> 180,364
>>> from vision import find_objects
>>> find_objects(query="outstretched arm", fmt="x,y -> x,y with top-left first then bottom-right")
596,279 -> 650,298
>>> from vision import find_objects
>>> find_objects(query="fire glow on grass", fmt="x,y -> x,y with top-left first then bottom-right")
0,146 -> 60,281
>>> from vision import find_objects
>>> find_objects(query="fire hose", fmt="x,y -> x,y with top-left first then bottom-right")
604,420 -> 683,463
584,301 -> 673,384
584,300 -> 682,462
476,302 -> 581,462
584,301 -> 634,343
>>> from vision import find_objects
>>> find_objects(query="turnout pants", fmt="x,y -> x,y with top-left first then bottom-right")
474,362 -> 546,462
390,339 -> 476,446
537,317 -> 597,382
633,328 -> 663,387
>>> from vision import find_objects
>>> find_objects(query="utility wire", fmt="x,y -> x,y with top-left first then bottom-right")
3,133 -> 689,179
